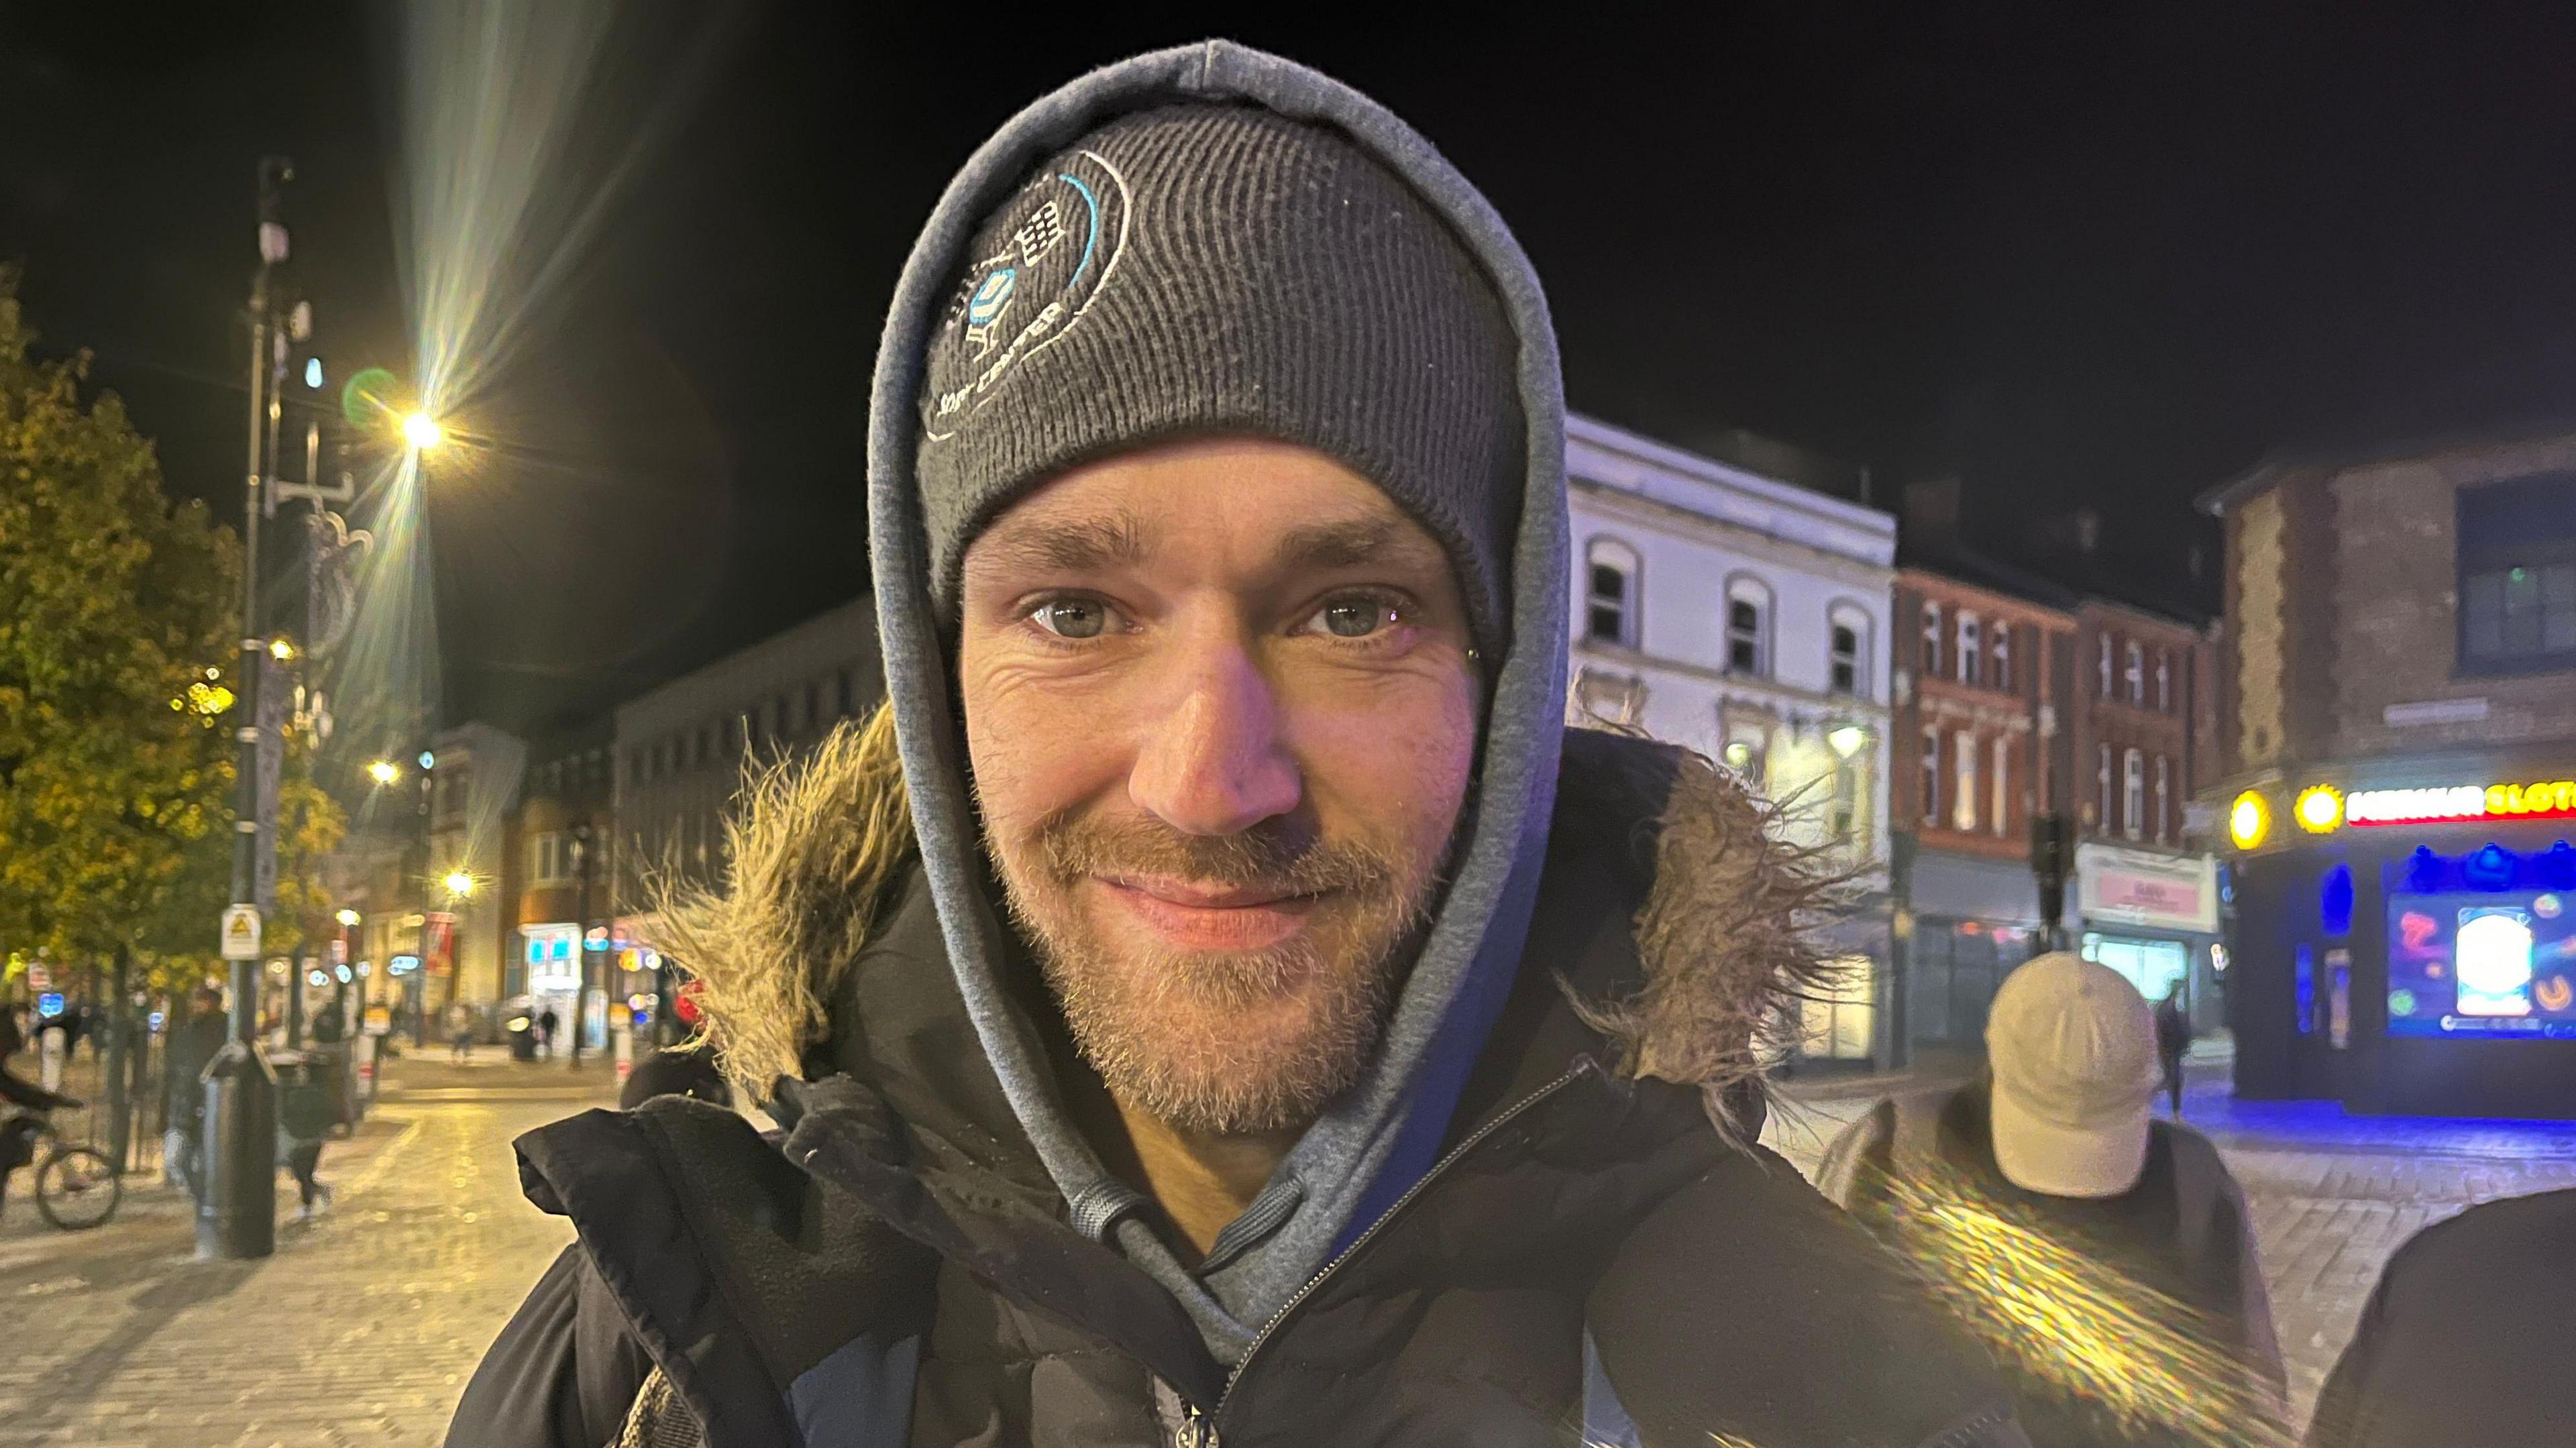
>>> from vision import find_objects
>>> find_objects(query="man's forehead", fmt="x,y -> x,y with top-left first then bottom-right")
967,471 -> 1449,581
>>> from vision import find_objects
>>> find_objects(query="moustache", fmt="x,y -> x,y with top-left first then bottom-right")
1034,812 -> 1402,901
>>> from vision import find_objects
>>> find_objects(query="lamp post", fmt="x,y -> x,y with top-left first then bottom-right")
202,156 -> 294,1262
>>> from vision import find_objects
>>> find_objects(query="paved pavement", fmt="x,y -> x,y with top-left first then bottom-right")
1764,1062 -> 2576,1429
10,1042 -> 2575,1441
0,1054 -> 616,1448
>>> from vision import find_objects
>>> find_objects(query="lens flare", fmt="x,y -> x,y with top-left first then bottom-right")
1852,1165 -> 2290,1447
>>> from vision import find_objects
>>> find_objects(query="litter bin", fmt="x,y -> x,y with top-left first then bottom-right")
199,1040 -> 278,1259
506,1010 -> 537,1062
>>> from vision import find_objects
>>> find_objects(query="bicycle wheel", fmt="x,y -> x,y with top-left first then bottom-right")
36,1145 -> 120,1230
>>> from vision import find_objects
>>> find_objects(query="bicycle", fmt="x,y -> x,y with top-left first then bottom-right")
1,1101 -> 122,1231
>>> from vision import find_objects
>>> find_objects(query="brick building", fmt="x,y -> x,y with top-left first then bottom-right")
2064,598 -> 2226,1027
1890,478 -> 2226,1064
2204,429 -> 2576,1118
1888,565 -> 2074,1058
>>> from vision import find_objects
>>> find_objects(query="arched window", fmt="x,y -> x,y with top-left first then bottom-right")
1584,537 -> 1640,647
2124,642 -> 2146,706
1920,600 -> 1943,677
1956,611 -> 1980,685
1827,602 -> 1872,698
1725,575 -> 1773,677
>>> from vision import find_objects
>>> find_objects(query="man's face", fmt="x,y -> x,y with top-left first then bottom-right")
959,437 -> 1482,1136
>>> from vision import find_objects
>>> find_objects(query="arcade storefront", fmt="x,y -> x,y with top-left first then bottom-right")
2225,766 -> 2576,1119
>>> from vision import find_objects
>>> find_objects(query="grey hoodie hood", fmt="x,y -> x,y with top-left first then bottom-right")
863,40 -> 1568,1357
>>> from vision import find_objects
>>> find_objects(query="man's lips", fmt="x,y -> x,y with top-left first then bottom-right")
1094,874 -> 1322,951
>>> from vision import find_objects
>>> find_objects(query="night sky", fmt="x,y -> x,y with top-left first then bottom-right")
7,3 -> 2576,734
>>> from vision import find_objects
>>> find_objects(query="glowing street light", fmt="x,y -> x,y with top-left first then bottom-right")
1827,724 -> 1872,759
443,870 -> 476,899
401,412 -> 445,451
366,759 -> 402,786
335,908 -> 362,928
268,637 -> 297,662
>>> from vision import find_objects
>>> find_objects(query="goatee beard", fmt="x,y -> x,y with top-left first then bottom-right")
989,811 -> 1437,1135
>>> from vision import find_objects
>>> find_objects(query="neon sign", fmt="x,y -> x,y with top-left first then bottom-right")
2340,780 -> 2576,827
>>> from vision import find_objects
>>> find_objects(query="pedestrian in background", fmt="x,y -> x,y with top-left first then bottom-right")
2305,1186 -> 2576,1448
2155,982 -> 2193,1119
161,986 -> 229,1199
535,1004 -> 559,1060
445,1001 -> 475,1064
1821,952 -> 2287,1446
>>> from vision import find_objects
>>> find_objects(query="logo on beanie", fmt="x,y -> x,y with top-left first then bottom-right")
925,150 -> 1131,441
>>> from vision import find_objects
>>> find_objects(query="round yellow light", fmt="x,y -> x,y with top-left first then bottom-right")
366,759 -> 401,785
2296,785 -> 2345,834
335,908 -> 361,928
402,412 -> 445,451
2229,791 -> 2271,850
443,870 -> 476,898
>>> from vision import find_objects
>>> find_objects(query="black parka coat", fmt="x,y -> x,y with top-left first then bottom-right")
449,729 -> 2028,1447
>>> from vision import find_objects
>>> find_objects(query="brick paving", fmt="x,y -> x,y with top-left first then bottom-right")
0,1056 -> 615,1447
9,1043 -> 2573,1441
1765,1068 -> 2576,1430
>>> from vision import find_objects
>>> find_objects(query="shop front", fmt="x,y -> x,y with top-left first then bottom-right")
1896,844 -> 2049,1058
2225,767 -> 2576,1119
2073,842 -> 2223,1032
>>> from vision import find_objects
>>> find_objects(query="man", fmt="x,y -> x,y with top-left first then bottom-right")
2305,1186 -> 2576,1448
536,1004 -> 559,1060
162,985 -> 229,1201
451,42 -> 2026,1447
2153,982 -> 2192,1118
1819,954 -> 2286,1447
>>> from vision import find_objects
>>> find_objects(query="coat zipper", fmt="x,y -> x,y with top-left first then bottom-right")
1205,1058 -> 1600,1429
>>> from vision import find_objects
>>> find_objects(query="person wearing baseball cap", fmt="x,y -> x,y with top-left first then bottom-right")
1820,952 -> 2289,1446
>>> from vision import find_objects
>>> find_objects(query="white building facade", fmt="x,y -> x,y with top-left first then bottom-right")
1562,414 -> 1898,1067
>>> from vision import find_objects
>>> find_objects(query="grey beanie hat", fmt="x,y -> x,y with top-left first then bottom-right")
916,103 -> 1523,656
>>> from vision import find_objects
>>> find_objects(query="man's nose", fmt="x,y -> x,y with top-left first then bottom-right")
1129,635 -> 1301,836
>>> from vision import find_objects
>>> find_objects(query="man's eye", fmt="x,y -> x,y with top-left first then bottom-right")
1029,599 -> 1110,639
1306,596 -> 1398,639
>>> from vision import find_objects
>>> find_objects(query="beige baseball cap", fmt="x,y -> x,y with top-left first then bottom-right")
1984,952 -> 2163,1199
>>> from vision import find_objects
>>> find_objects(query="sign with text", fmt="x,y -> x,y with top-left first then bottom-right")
2076,844 -> 2218,934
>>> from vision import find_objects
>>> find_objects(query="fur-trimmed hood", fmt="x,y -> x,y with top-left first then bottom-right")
658,707 -> 1835,1137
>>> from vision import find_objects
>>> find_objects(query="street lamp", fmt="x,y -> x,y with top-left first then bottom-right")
334,908 -> 360,929
366,759 -> 401,787
443,870 -> 476,899
401,412 -> 444,452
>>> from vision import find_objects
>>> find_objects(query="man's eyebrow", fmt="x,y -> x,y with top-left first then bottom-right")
1273,516 -> 1433,572
973,510 -> 1151,575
